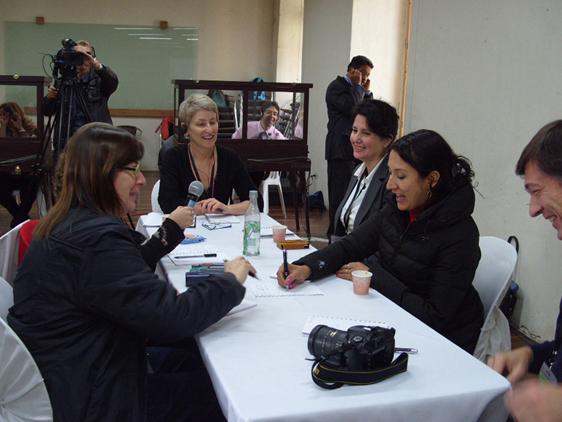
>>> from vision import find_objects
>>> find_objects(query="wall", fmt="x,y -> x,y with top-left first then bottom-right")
0,0 -> 277,170
351,0 -> 408,112
406,0 -> 562,340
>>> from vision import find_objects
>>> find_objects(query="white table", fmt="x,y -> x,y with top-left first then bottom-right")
138,213 -> 510,422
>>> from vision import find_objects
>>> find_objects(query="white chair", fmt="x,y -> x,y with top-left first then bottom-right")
0,277 -> 13,321
472,236 -> 518,361
151,180 -> 163,214
0,317 -> 53,421
0,220 -> 29,287
260,172 -> 287,218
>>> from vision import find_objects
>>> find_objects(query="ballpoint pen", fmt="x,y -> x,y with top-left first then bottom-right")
174,253 -> 218,259
283,249 -> 290,289
395,347 -> 418,354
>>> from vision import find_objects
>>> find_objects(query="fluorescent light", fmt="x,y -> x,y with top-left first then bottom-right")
139,37 -> 173,40
185,38 -> 199,41
114,27 -> 153,30
128,34 -> 161,36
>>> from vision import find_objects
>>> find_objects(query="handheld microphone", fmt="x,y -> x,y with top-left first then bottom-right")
186,180 -> 204,208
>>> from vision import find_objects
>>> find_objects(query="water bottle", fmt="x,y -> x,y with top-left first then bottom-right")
243,190 -> 260,256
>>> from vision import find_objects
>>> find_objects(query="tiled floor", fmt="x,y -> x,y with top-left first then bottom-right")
0,171 -> 528,349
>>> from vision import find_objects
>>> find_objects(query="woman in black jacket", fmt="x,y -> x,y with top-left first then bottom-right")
278,130 -> 484,353
9,123 -> 254,421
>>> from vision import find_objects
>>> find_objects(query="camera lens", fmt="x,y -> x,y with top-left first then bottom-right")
308,325 -> 348,365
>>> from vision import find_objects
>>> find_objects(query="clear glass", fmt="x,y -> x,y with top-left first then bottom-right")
243,190 -> 261,256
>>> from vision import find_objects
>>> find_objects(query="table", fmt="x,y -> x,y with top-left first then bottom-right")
138,213 -> 510,422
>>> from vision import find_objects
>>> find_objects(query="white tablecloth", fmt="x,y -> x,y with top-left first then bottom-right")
138,213 -> 510,422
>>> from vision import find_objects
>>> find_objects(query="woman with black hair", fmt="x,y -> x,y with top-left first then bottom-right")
278,129 -> 484,353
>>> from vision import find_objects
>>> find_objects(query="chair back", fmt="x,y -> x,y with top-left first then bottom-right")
151,180 -> 163,213
473,236 -> 517,318
472,236 -> 518,361
0,317 -> 53,420
0,220 -> 29,286
0,276 -> 13,321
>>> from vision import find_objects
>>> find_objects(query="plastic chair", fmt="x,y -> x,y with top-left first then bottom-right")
260,172 -> 286,218
0,276 -> 13,321
151,180 -> 163,214
0,317 -> 53,421
472,236 -> 518,361
0,220 -> 29,287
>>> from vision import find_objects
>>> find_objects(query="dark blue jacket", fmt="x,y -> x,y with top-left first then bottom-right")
530,298 -> 562,382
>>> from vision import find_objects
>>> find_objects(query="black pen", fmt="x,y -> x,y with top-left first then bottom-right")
283,249 -> 290,289
174,253 -> 218,259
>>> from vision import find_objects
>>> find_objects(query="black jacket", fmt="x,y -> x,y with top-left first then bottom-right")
159,144 -> 257,213
8,209 -> 245,421
325,76 -> 372,161
296,183 -> 484,353
332,155 -> 390,239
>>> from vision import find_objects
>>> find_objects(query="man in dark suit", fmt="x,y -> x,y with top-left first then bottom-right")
325,55 -> 373,239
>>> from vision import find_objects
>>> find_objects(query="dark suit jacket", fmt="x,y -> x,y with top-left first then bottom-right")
325,76 -> 372,161
332,155 -> 390,239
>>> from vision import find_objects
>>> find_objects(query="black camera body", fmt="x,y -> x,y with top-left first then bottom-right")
53,38 -> 85,80
308,325 -> 395,371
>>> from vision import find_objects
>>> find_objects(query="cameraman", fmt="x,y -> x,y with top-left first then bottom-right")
43,40 -> 118,151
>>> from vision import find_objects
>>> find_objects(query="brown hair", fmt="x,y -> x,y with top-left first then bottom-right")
0,102 -> 36,135
516,120 -> 562,179
35,123 -> 143,238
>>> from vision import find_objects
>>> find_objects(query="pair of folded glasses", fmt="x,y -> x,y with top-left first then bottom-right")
202,222 -> 232,230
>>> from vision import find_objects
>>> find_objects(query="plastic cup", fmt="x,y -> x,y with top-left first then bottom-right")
272,225 -> 287,242
352,270 -> 372,295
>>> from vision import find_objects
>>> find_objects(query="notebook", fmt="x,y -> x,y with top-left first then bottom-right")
302,315 -> 390,335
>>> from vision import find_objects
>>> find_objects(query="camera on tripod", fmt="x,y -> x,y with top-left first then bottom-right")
308,324 -> 395,371
53,38 -> 85,80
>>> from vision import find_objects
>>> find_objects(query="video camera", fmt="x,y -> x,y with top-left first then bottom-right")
52,38 -> 85,80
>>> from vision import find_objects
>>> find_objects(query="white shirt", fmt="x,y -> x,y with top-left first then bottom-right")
339,158 -> 385,234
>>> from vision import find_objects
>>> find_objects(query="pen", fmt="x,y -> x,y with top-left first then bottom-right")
174,253 -> 218,259
283,249 -> 290,289
395,347 -> 418,354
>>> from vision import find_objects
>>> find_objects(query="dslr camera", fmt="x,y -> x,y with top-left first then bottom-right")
53,38 -> 85,80
308,324 -> 395,371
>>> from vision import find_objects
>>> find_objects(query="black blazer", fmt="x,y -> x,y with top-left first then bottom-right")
325,76 -> 372,161
332,155 -> 390,239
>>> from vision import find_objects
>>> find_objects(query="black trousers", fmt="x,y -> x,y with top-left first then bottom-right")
146,339 -> 225,422
326,159 -> 356,239
0,173 -> 39,227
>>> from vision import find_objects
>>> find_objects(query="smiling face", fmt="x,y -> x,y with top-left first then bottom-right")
260,106 -> 279,129
113,162 -> 145,214
524,160 -> 562,239
188,110 -> 218,150
387,150 -> 439,211
350,114 -> 391,171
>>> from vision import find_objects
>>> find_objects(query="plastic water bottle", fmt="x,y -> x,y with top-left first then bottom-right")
243,190 -> 260,256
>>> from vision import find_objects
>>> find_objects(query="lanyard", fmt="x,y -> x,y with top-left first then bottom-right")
343,173 -> 367,231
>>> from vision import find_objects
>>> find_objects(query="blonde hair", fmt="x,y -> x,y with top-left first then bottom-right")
179,94 -> 219,127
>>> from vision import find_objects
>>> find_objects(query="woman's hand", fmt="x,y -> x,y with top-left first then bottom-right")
224,256 -> 256,284
168,206 -> 194,230
336,262 -> 369,281
194,198 -> 226,215
276,264 -> 311,289
487,346 -> 533,384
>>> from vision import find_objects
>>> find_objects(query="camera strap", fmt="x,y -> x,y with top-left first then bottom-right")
311,352 -> 408,390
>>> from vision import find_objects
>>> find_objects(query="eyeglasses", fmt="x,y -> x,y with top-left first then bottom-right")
120,163 -> 142,176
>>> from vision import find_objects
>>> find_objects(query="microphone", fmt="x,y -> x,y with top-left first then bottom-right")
186,180 -> 204,208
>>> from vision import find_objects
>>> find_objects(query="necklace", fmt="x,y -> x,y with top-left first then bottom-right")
187,144 -> 217,198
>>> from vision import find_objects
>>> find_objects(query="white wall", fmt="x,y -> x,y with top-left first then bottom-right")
302,0 -> 354,196
351,0 -> 408,111
406,0 -> 562,340
0,0 -> 277,170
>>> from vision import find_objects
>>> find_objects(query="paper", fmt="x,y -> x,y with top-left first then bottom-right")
204,214 -> 241,224
142,212 -> 165,227
302,315 -> 390,335
168,243 -> 226,265
227,299 -> 257,316
248,281 -> 324,298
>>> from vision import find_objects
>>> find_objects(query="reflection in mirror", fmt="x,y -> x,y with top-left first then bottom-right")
0,86 -> 39,138
228,91 -> 304,140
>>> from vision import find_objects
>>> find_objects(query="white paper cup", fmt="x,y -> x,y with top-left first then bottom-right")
272,225 -> 287,242
351,270 -> 372,295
